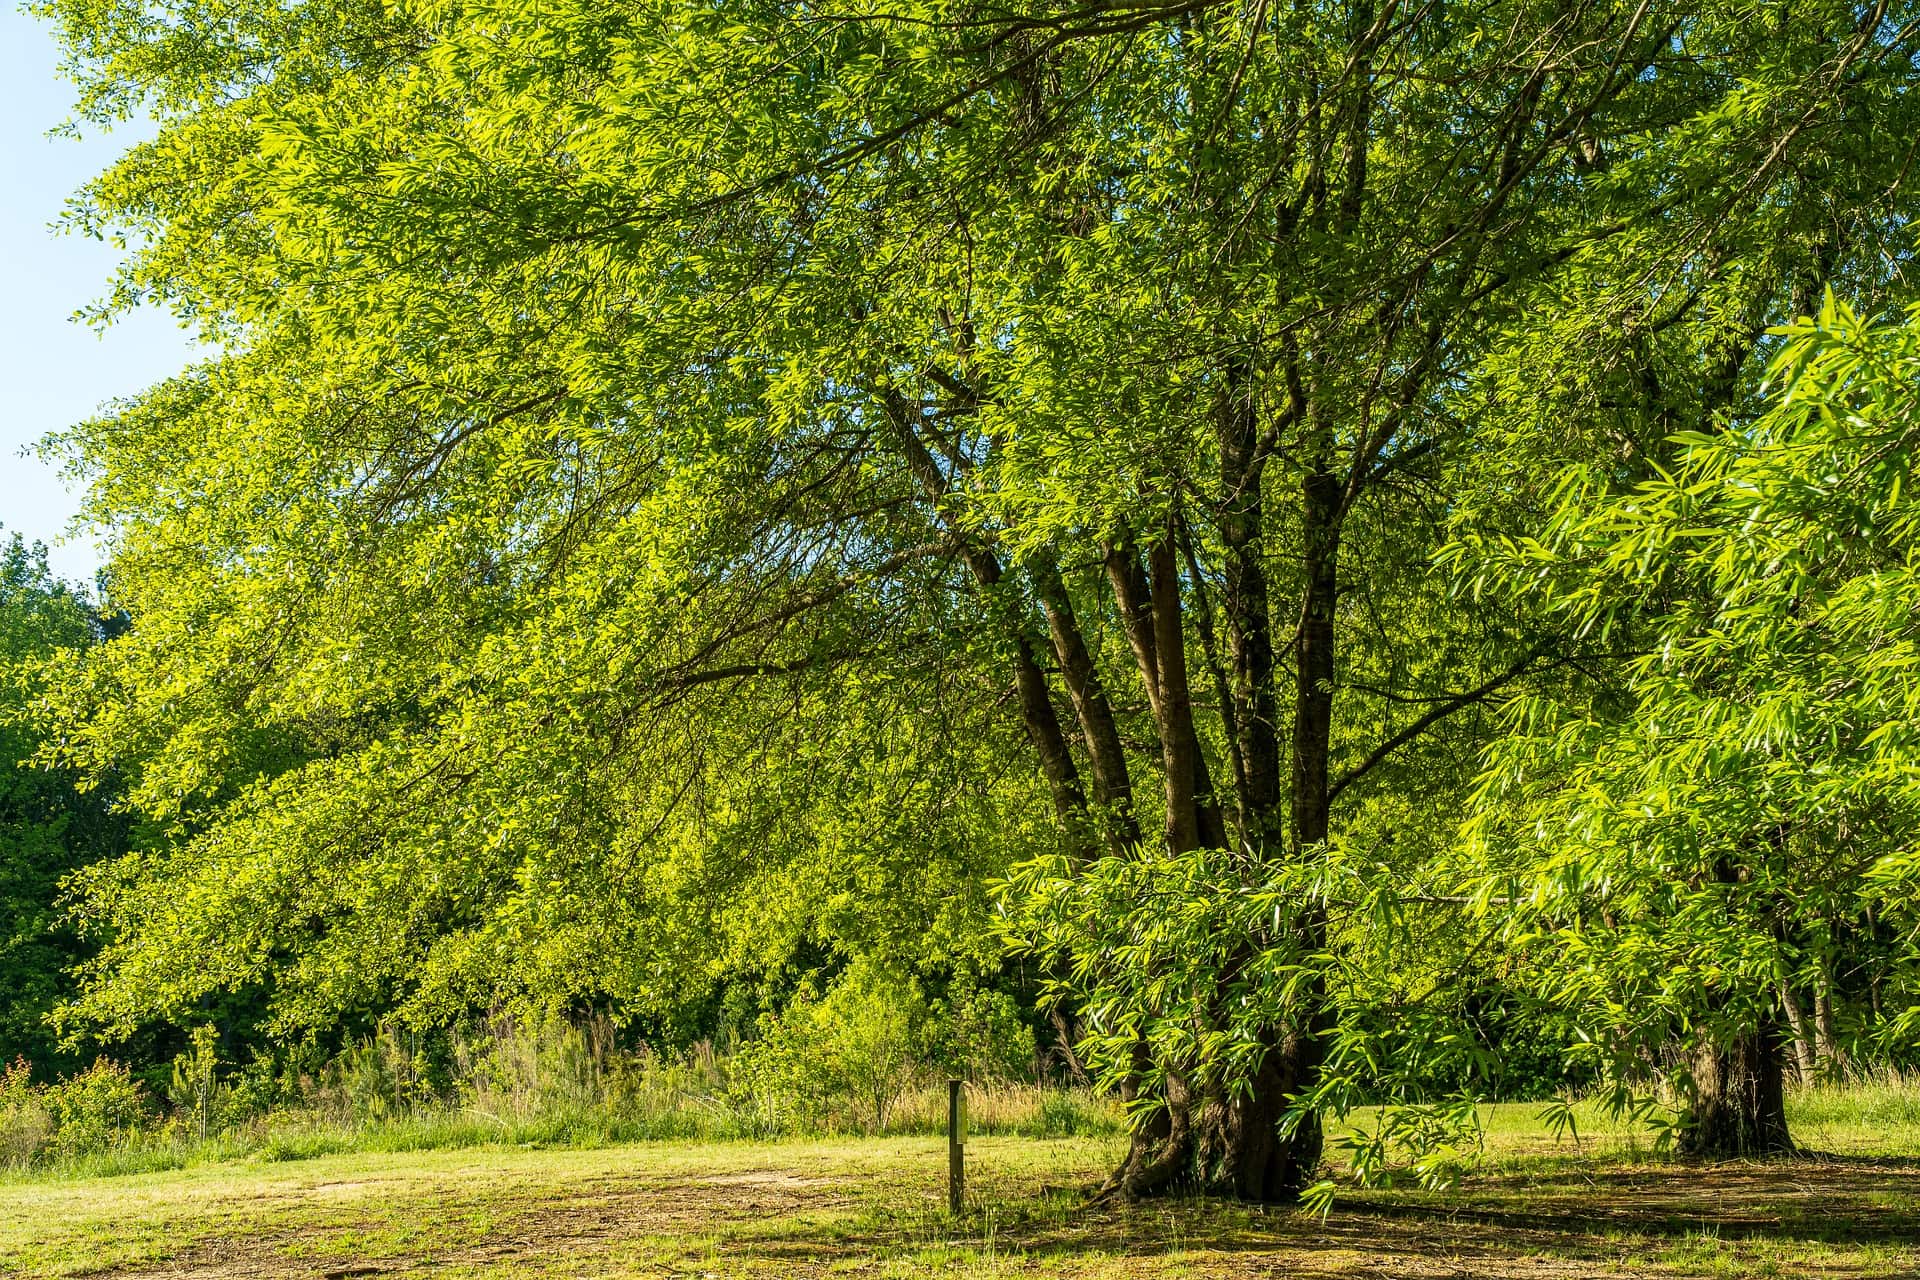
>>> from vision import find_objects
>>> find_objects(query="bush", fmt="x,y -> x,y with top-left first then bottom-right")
0,1058 -> 52,1166
41,1059 -> 153,1157
0,989 -> 1107,1176
732,958 -> 932,1132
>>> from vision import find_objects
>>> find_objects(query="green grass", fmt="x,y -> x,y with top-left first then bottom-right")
0,1083 -> 1125,1183
1,1090 -> 1915,1279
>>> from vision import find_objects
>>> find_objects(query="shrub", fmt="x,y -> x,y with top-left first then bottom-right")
0,1057 -> 52,1165
732,958 -> 932,1132
42,1058 -> 152,1157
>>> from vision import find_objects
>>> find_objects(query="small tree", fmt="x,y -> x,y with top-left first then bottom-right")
1454,299 -> 1920,1156
167,1024 -> 221,1140
734,957 -> 930,1132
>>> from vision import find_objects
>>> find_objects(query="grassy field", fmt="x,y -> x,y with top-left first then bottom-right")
2,1095 -> 1916,1280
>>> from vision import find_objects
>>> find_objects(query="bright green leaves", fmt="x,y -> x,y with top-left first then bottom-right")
1457,301 -> 1920,1085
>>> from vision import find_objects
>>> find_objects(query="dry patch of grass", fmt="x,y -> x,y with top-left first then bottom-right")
2,1118 -> 1915,1279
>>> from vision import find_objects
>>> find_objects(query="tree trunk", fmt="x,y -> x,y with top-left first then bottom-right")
1193,1022 -> 1326,1200
1214,463 -> 1343,1201
1813,970 -> 1847,1077
1778,983 -> 1817,1082
1679,1011 -> 1795,1158
1031,556 -> 1139,847
1100,1045 -> 1195,1200
1214,363 -> 1281,842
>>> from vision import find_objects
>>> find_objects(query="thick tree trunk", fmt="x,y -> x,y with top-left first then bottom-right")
1217,464 -> 1343,1200
1680,1011 -> 1795,1158
1193,1022 -> 1326,1200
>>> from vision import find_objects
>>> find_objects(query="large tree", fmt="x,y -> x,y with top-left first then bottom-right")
35,0 -> 1920,1197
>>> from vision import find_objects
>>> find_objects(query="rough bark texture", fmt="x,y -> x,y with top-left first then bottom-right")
1193,1023 -> 1326,1200
1106,1065 -> 1195,1199
1680,1012 -> 1796,1158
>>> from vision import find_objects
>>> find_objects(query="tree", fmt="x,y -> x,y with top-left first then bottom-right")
33,0 -> 1920,1201
0,533 -> 124,1075
1455,300 -> 1920,1156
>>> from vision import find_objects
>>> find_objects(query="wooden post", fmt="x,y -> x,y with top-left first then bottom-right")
947,1078 -> 966,1214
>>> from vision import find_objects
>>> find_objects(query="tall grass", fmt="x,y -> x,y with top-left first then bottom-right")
1785,1068 -> 1920,1155
0,1017 -> 1122,1183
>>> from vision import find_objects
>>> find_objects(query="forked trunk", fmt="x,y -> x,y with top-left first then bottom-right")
1103,1019 -> 1326,1203
1680,1012 -> 1795,1158
1101,465 -> 1339,1205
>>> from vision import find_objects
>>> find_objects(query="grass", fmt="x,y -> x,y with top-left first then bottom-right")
0,1082 -> 1124,1183
1,1092 -> 1915,1279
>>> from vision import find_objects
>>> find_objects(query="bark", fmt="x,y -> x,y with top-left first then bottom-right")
1104,541 -> 1161,719
1174,387 -> 1324,1203
1150,536 -> 1206,855
1152,466 -> 1351,1205
1214,462 -> 1344,1199
1104,1066 -> 1196,1199
1106,533 -> 1226,852
1218,387 -> 1281,829
1047,1008 -> 1092,1086
1813,971 -> 1847,1076
1194,1023 -> 1326,1201
1778,983 -> 1818,1082
1109,447 -> 1341,1203
1031,557 -> 1139,845
1292,467 -> 1341,854
1679,1010 -> 1796,1158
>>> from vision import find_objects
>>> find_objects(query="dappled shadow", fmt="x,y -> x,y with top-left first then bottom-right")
74,1148 -> 1920,1280
1332,1158 -> 1920,1247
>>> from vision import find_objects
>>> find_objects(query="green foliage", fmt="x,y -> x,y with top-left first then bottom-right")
29,0 -> 1916,1040
164,1023 -> 219,1139
1000,840 -> 1500,1174
0,1059 -> 53,1164
0,1057 -> 156,1164
0,533 -> 124,1076
733,958 -> 934,1133
927,978 -> 1034,1085
0,1012 -> 1101,1175
41,1059 -> 152,1156
1451,300 -> 1920,1115
18,0 -> 1920,1200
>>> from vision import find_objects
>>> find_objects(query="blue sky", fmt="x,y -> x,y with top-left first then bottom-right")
1,7 -> 199,585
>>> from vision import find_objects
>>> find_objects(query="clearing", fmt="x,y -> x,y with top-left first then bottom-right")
2,1110 -> 1917,1279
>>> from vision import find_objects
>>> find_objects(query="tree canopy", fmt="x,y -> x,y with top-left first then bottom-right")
22,0 -> 1920,1199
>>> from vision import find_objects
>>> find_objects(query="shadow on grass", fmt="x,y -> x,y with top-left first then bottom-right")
847,1156 -> 1920,1272
56,1147 -> 1920,1279
1334,1158 -> 1920,1246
